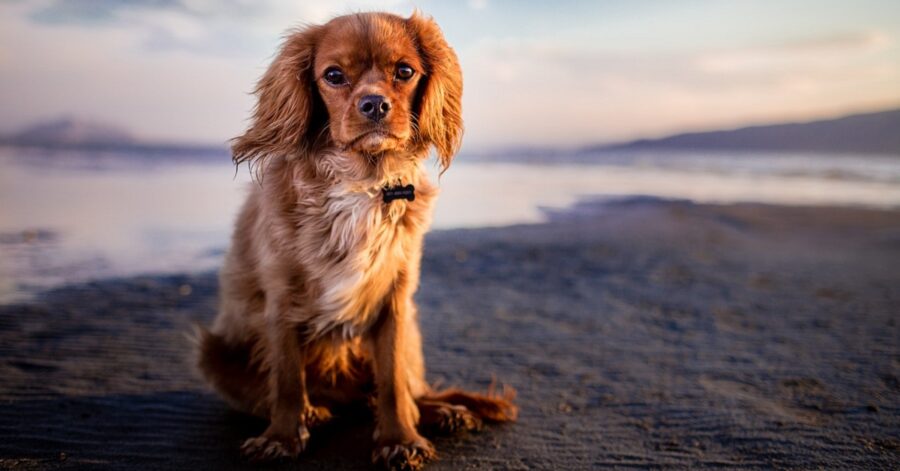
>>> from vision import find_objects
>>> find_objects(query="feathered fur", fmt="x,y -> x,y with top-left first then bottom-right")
197,12 -> 515,470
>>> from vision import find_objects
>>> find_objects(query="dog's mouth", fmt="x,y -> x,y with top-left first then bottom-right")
347,130 -> 403,154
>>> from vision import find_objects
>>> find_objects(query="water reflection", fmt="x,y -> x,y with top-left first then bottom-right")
1,148 -> 899,302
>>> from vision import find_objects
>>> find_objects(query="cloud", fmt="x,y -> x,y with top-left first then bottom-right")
29,0 -> 411,26
697,30 -> 892,74
468,0 -> 487,11
24,0 -> 413,56
29,0 -> 185,24
3,1 -> 899,149
770,31 -> 890,53
25,0 -> 268,57
459,30 -> 900,147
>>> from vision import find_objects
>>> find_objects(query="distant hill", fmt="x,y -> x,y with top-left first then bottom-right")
584,108 -> 900,156
4,118 -> 136,147
0,117 -> 225,157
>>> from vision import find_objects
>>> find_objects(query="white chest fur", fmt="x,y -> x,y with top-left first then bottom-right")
302,182 -> 418,340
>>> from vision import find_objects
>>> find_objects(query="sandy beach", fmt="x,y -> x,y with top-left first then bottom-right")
1,198 -> 898,470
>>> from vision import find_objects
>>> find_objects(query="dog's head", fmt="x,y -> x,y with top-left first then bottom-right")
233,12 -> 462,174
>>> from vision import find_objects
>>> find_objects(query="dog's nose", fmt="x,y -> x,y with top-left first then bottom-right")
358,95 -> 391,122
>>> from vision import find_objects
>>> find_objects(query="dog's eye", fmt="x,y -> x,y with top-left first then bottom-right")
323,67 -> 347,86
395,64 -> 415,81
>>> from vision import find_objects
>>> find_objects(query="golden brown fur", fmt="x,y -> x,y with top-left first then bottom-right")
196,12 -> 516,470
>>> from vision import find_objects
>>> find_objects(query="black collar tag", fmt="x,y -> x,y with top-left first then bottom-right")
382,184 -> 415,203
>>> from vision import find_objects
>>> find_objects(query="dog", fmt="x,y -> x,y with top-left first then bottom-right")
197,11 -> 517,470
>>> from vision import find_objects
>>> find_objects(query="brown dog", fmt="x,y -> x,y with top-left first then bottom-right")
197,11 -> 516,470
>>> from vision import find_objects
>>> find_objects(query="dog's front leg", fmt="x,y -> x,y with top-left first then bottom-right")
240,289 -> 309,461
370,282 -> 435,470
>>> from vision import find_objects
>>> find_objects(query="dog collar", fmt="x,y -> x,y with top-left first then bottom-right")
382,184 -> 415,203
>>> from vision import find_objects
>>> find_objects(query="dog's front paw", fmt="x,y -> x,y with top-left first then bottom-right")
372,435 -> 435,471
240,424 -> 310,462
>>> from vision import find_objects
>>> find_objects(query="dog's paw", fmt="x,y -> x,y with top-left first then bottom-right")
300,404 -> 333,428
371,436 -> 435,471
420,402 -> 483,435
240,425 -> 310,462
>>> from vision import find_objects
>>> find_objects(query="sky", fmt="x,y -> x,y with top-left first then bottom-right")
1,0 -> 899,151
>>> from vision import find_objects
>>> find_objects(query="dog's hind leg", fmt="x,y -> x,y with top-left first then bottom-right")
196,327 -> 271,418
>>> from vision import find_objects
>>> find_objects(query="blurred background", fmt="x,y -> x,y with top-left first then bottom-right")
2,3 -> 900,468
1,0 -> 899,301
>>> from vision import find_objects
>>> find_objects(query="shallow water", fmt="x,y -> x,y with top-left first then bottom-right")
1,147 -> 898,302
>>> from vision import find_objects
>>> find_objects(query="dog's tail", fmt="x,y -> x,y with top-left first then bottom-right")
425,383 -> 518,422
194,325 -> 269,418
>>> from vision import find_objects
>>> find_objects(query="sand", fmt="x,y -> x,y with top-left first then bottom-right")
0,198 -> 898,470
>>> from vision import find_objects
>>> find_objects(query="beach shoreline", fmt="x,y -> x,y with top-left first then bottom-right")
1,198 -> 898,470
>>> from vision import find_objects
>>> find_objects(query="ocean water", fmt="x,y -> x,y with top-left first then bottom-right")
1,147 -> 899,302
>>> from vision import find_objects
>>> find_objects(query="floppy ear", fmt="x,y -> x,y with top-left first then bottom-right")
232,25 -> 323,173
407,13 -> 463,172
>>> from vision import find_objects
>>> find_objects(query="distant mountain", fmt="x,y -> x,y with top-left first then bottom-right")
4,118 -> 136,147
585,108 -> 900,156
0,117 -> 226,157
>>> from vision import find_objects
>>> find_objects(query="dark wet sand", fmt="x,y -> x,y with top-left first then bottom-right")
1,198 -> 898,470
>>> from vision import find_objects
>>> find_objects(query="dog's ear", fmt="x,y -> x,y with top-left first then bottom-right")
407,13 -> 463,173
232,25 -> 324,174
